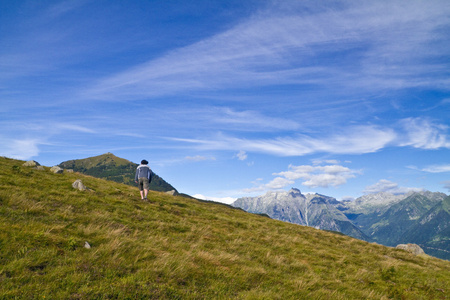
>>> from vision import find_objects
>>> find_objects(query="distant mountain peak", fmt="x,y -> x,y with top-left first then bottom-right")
346,191 -> 448,215
233,189 -> 368,241
289,187 -> 301,194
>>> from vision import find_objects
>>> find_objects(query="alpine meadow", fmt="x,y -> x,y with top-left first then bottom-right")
1,157 -> 449,299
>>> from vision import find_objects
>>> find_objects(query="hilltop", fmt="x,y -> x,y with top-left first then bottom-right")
58,153 -> 177,193
0,156 -> 449,299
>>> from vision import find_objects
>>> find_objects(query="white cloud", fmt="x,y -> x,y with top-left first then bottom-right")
266,177 -> 296,189
276,164 -> 360,188
421,164 -> 450,173
170,117 -> 450,156
235,150 -> 248,161
85,1 -> 450,100
170,124 -> 396,156
193,194 -> 237,205
242,176 -> 295,194
398,118 -> 450,149
0,138 -> 41,160
185,155 -> 216,162
242,162 -> 359,194
45,0 -> 88,19
215,108 -> 300,131
441,181 -> 450,192
55,123 -> 96,134
312,159 -> 340,165
363,179 -> 422,195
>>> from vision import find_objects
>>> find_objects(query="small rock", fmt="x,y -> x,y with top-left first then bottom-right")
72,179 -> 87,191
396,243 -> 425,255
34,166 -> 45,171
165,190 -> 177,196
50,166 -> 64,174
65,169 -> 74,173
23,160 -> 40,167
84,241 -> 91,249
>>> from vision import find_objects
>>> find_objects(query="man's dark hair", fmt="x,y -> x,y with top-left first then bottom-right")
141,160 -> 148,165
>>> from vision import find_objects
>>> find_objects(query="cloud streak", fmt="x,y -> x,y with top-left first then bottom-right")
422,164 -> 450,173
169,118 -> 450,156
85,1 -> 450,100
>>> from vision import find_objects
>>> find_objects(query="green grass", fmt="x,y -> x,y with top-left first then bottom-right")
1,156 -> 449,299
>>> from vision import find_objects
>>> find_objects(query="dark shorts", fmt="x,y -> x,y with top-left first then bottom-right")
138,177 -> 149,191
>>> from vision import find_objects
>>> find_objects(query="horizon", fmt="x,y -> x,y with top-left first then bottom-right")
1,1 -> 450,204
10,151 -> 448,204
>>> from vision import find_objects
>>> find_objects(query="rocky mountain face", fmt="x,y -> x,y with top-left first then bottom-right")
233,189 -> 450,260
233,188 -> 369,241
347,192 -> 446,246
58,153 -> 177,193
397,196 -> 450,260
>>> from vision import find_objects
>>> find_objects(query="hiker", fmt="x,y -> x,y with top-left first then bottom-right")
135,159 -> 152,201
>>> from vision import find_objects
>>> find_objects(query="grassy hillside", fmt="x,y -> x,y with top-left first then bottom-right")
1,157 -> 449,299
58,153 -> 177,193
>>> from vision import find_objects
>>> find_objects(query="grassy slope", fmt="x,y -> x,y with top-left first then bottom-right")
58,153 -> 177,193
0,157 -> 449,299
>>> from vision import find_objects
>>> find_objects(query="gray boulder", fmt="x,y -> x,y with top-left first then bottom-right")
50,166 -> 64,174
165,190 -> 177,196
72,179 -> 87,191
23,160 -> 40,167
396,243 -> 425,255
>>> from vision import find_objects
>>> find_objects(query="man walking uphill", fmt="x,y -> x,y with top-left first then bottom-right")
135,160 -> 152,201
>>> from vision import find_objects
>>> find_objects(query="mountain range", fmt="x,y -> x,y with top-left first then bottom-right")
233,189 -> 450,260
233,188 -> 369,241
58,153 -> 177,194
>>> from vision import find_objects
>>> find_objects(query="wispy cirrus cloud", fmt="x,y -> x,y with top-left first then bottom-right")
169,117 -> 450,156
158,106 -> 301,133
211,108 -> 300,132
169,124 -> 396,156
407,162 -> 450,174
421,164 -> 450,173
53,123 -> 97,134
85,1 -> 450,101
185,155 -> 216,162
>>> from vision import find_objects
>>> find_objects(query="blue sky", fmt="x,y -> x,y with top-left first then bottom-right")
1,0 -> 450,204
